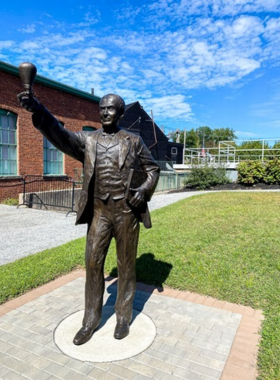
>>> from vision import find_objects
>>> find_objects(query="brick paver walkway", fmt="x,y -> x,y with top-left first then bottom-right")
0,270 -> 263,380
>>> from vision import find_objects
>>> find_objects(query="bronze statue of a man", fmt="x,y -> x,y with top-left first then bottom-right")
18,90 -> 160,345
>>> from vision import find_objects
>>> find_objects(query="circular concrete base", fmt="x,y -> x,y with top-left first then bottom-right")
54,306 -> 156,362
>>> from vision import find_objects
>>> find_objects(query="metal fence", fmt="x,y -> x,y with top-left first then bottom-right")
155,172 -> 188,192
74,168 -> 83,185
15,167 -> 187,213
18,175 -> 76,214
74,164 -> 187,194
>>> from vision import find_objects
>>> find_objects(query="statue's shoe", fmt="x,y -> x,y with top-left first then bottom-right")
114,322 -> 130,340
73,326 -> 95,345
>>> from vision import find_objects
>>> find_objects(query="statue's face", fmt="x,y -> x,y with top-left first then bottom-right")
99,95 -> 122,128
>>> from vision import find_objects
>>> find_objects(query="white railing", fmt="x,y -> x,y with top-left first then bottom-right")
184,138 -> 280,165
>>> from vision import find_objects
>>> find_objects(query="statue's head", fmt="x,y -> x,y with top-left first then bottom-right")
99,94 -> 125,129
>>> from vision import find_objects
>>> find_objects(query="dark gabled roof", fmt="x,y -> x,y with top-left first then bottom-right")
0,60 -> 100,103
122,101 -> 168,141
125,102 -> 138,112
120,101 -> 171,160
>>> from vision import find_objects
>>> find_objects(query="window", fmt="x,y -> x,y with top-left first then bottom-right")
43,137 -> 63,175
171,147 -> 178,155
82,126 -> 97,132
0,110 -> 17,175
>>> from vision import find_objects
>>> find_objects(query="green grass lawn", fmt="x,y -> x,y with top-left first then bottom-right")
1,192 -> 280,379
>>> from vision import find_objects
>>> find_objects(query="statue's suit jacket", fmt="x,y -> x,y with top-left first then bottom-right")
32,107 -> 160,228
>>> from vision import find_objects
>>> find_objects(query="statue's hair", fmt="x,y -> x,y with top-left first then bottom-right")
100,94 -> 125,115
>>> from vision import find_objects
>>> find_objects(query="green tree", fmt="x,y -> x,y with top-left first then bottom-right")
273,141 -> 280,149
185,129 -> 200,148
236,141 -> 270,160
196,126 -> 213,147
271,141 -> 280,159
170,129 -> 199,147
196,126 -> 236,147
212,128 -> 236,145
170,126 -> 236,148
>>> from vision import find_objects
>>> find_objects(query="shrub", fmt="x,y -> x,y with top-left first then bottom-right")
263,158 -> 280,184
238,159 -> 280,185
1,198 -> 19,206
237,160 -> 265,184
184,165 -> 230,190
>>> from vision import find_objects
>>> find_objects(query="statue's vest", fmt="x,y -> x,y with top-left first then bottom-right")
94,134 -> 125,201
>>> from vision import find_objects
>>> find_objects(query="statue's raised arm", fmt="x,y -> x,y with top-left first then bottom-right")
17,62 -> 85,163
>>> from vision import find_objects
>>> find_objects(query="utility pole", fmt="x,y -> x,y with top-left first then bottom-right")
183,128 -> 186,164
175,129 -> 180,143
202,127 -> 205,157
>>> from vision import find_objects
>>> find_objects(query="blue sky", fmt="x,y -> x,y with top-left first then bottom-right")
1,0 -> 280,139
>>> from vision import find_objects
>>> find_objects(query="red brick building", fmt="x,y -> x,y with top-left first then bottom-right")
0,61 -> 101,202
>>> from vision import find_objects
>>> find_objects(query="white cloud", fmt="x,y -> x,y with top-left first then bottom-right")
216,0 -> 280,16
230,15 -> 264,38
76,11 -> 101,27
3,3 -> 276,98
18,24 -> 36,34
116,5 -> 142,22
0,41 -> 15,49
1,0 -> 280,134
42,33 -> 88,47
147,0 -> 280,18
19,41 -> 40,50
262,17 -> 280,64
141,95 -> 193,120
0,11 -> 269,100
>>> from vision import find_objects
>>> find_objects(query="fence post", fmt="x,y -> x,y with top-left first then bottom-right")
71,180 -> 75,213
17,176 -> 26,208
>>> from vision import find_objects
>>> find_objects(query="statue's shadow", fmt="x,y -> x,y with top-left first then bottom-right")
103,253 -> 173,325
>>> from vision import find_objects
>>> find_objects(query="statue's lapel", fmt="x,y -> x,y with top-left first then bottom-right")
119,130 -> 131,169
89,129 -> 102,169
